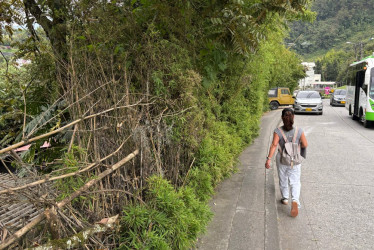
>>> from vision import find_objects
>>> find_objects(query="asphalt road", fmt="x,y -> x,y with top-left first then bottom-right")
276,99 -> 374,250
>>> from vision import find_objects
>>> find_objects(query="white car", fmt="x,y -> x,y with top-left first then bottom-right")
293,91 -> 323,115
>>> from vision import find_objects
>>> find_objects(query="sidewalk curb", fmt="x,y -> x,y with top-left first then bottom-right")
265,112 -> 282,250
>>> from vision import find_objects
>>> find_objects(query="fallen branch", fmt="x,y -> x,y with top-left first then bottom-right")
57,149 -> 138,208
0,137 -> 129,195
0,149 -> 138,250
0,101 -> 146,155
28,215 -> 119,250
27,80 -> 112,138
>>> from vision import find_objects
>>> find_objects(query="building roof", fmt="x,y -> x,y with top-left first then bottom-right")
311,82 -> 336,85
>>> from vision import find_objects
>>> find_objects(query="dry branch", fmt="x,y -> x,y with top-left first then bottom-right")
67,124 -> 78,153
29,215 -> 119,250
0,101 -> 145,155
0,149 -> 138,250
0,50 -> 9,76
57,149 -> 139,208
0,158 -> 17,181
0,137 -> 129,195
0,213 -> 45,250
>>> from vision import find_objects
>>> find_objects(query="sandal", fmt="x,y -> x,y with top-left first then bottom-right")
291,201 -> 298,217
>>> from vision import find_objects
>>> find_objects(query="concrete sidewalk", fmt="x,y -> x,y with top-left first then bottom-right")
196,110 -> 282,250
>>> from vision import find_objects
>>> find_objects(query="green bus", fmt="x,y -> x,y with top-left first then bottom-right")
346,56 -> 374,127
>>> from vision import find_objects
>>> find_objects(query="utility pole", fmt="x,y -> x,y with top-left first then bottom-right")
347,38 -> 374,61
359,42 -> 364,60
347,41 -> 359,60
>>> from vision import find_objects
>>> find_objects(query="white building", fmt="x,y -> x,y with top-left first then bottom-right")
298,62 -> 338,93
314,74 -> 321,83
299,62 -> 316,89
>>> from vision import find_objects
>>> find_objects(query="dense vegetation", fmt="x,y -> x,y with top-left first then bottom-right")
0,1 -> 310,248
287,0 -> 374,58
287,0 -> 374,84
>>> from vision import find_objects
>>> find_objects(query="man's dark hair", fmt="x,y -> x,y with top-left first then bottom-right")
282,108 -> 294,117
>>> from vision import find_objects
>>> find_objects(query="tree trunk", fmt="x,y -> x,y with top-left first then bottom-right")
23,0 -> 68,86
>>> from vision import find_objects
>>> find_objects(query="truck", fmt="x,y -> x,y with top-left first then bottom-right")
268,87 -> 294,110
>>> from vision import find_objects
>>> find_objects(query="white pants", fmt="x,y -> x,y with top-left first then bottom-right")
276,154 -> 301,204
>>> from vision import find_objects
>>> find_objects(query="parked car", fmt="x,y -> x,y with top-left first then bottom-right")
293,90 -> 323,115
330,89 -> 346,106
268,87 -> 295,110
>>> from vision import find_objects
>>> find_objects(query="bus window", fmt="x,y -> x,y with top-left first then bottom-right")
370,68 -> 374,99
347,69 -> 355,86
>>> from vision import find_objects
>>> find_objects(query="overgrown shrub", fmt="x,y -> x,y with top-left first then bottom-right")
119,176 -> 212,249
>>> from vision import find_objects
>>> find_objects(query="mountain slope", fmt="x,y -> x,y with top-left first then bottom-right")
286,0 -> 374,59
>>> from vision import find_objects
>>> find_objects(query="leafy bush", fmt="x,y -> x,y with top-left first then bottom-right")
119,176 -> 212,249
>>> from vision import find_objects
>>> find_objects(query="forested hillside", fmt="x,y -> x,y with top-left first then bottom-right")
0,1 -> 311,248
287,0 -> 374,59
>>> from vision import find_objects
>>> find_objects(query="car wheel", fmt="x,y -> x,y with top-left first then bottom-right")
319,111 -> 323,115
269,101 -> 279,110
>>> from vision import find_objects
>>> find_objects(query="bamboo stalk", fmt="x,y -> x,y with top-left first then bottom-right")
67,124 -> 78,153
28,215 -> 119,250
0,101 -> 145,155
57,149 -> 138,208
0,138 -> 129,195
0,213 -> 45,250
0,149 -> 138,250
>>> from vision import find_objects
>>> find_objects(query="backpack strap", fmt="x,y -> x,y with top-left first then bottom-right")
279,126 -> 299,143
278,127 -> 288,142
292,127 -> 299,143
278,127 -> 288,154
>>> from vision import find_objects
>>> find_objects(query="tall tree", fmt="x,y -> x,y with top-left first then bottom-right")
23,0 -> 68,82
